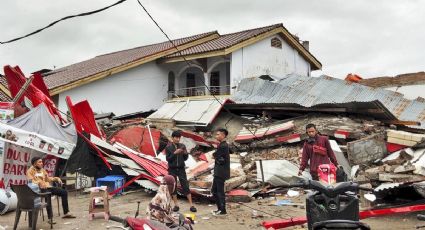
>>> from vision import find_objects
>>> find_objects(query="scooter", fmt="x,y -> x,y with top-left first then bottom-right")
284,179 -> 372,230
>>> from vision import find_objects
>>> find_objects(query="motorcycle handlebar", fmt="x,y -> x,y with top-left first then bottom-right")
282,180 -> 375,197
109,215 -> 126,225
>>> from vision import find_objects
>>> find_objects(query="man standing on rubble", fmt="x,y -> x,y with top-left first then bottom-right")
211,128 -> 231,216
298,124 -> 339,180
165,130 -> 197,213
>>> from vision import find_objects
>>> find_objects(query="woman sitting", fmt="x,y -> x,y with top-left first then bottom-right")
147,175 -> 192,229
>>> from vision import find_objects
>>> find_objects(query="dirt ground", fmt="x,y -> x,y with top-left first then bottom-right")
0,190 -> 423,230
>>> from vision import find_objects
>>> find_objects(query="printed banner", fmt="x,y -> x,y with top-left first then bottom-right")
43,155 -> 59,177
0,122 -> 75,159
0,102 -> 14,123
0,142 -> 42,189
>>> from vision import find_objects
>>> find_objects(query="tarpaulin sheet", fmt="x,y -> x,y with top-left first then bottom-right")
3,65 -> 64,123
8,104 -> 77,144
66,96 -> 102,138
111,126 -> 160,157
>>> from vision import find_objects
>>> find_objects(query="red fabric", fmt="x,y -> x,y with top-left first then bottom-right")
3,65 -> 64,123
66,96 -> 102,138
126,217 -> 170,230
313,145 -> 327,156
32,72 -> 50,97
386,142 -> 406,153
317,164 -> 337,184
300,135 -> 338,174
111,126 -> 161,157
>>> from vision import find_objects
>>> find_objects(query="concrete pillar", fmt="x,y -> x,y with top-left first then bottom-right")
204,72 -> 210,95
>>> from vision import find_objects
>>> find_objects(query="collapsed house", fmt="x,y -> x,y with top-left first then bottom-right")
2,62 -> 425,221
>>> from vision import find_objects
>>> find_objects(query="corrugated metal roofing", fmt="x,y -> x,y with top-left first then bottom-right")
232,74 -> 425,129
148,98 -> 230,126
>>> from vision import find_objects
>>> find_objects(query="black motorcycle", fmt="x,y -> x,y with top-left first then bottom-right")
284,180 -> 372,230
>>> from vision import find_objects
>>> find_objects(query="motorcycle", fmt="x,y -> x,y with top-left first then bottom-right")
284,179 -> 372,230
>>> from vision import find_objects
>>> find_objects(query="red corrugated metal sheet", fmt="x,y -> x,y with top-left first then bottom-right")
119,147 -> 168,178
110,126 -> 161,157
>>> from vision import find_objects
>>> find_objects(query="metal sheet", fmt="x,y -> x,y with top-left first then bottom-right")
232,75 -> 425,129
148,98 -> 229,126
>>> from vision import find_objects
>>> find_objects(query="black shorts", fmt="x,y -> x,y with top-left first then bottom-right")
168,168 -> 190,196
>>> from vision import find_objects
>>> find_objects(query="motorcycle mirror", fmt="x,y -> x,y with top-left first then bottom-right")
364,193 -> 376,202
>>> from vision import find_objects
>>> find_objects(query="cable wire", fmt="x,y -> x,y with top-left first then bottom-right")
0,0 -> 128,44
135,0 -> 261,140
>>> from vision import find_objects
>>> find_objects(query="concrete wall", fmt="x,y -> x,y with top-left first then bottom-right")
230,35 -> 311,90
58,61 -> 168,116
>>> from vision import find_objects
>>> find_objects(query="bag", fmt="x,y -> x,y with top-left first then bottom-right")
317,164 -> 336,185
336,166 -> 348,182
313,145 -> 327,156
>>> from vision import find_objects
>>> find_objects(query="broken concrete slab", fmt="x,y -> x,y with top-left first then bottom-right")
411,148 -> 425,176
387,137 -> 418,147
226,189 -> 252,203
330,140 -> 351,179
378,173 -> 425,183
394,164 -> 416,174
347,134 -> 387,165
365,167 -> 380,180
255,160 -> 311,186
225,175 -> 247,192
387,130 -> 425,143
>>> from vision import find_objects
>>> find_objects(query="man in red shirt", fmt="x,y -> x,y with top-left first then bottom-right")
298,124 -> 338,180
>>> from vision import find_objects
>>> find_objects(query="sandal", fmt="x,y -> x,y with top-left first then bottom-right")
62,213 -> 76,218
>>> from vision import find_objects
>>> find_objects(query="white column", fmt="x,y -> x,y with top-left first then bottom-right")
204,72 -> 210,95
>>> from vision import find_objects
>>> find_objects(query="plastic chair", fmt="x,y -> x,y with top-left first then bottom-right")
11,184 -> 53,230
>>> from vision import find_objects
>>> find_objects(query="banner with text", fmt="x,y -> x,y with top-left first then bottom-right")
0,122 -> 75,159
0,142 -> 43,189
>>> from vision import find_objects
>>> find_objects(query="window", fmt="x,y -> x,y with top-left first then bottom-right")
210,71 -> 220,95
168,71 -> 175,92
186,73 -> 195,88
271,37 -> 282,49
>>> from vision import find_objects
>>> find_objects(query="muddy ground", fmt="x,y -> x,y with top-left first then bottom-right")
0,190 -> 423,230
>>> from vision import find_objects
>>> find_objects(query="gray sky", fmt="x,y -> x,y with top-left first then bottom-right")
1,0 -> 424,98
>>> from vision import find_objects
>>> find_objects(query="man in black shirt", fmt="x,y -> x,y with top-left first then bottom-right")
165,130 -> 197,213
211,128 -> 230,216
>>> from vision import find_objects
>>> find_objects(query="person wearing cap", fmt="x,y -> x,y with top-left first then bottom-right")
27,156 -> 76,224
164,130 -> 197,213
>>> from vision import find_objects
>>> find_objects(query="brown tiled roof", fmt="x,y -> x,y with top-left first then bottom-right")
166,24 -> 282,57
358,72 -> 425,88
0,75 -> 12,102
163,23 -> 321,70
43,31 -> 218,91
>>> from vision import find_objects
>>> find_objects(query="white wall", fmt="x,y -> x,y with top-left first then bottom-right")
387,85 -> 425,100
230,35 -> 311,90
58,61 -> 168,116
